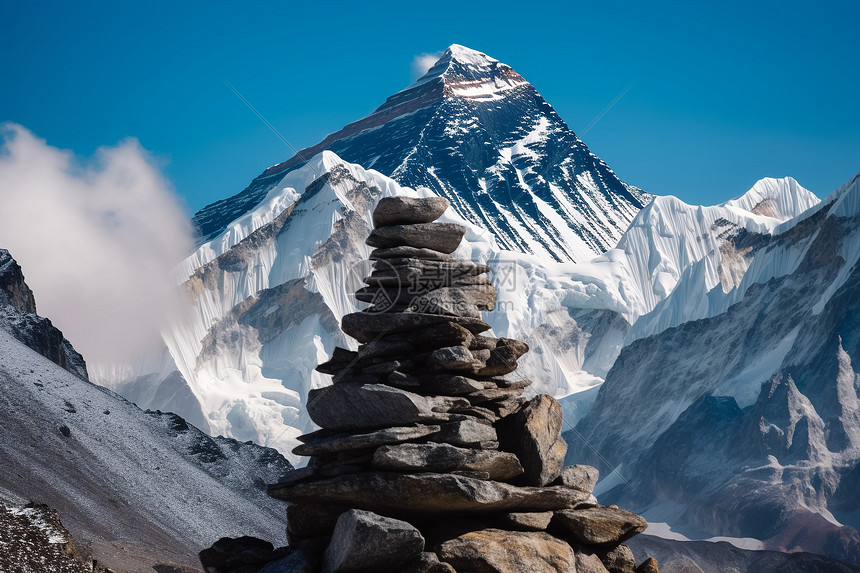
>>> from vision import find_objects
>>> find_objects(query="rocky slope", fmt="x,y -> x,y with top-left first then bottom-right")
566,172 -> 860,564
193,44 -> 650,263
0,248 -> 87,378
0,250 -> 291,571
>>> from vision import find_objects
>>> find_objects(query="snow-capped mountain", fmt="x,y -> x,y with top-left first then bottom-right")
566,172 -> 860,564
95,141 -> 818,471
0,250 -> 290,570
192,44 -> 650,263
102,152 -> 636,461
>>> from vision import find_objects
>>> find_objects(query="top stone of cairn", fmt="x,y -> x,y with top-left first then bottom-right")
372,196 -> 450,228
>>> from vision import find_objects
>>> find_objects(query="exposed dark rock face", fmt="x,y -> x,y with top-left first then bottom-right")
0,248 -> 87,378
207,196 -> 656,573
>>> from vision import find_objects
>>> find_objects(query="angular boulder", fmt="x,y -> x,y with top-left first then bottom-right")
497,394 -> 567,486
553,507 -> 648,545
322,509 -> 424,573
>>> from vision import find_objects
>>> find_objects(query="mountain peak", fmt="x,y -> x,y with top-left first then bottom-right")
723,177 -> 819,221
442,44 -> 499,67
412,44 -> 525,97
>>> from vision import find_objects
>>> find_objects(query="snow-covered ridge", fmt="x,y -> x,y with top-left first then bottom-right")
620,177 -> 820,342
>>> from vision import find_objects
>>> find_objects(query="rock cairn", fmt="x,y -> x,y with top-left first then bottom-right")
251,196 -> 657,573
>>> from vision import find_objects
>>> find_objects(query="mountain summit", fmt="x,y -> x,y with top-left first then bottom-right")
193,44 -> 650,262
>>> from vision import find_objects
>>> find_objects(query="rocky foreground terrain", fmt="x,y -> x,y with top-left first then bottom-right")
0,249 -> 291,572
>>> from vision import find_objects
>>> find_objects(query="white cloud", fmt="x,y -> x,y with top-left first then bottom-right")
411,51 -> 442,81
0,123 -> 194,365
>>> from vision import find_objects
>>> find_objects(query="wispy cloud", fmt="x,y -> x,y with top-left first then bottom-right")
411,51 -> 442,81
0,124 -> 193,364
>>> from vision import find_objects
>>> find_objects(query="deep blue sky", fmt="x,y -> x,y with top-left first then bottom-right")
3,1 -> 858,214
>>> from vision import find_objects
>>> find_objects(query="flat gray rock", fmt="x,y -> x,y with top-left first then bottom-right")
553,465 -> 600,494
412,285 -> 496,317
373,196 -> 449,227
292,425 -> 441,457
432,418 -> 498,447
366,223 -> 466,254
498,394 -> 567,486
370,245 -> 456,261
341,311 -> 490,343
498,511 -> 554,531
307,384 -> 464,431
372,442 -> 524,480
417,374 -> 487,395
269,472 -> 592,515
322,509 -> 425,573
553,507 -> 648,545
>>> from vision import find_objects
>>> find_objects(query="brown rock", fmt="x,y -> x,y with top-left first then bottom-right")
635,557 -> 660,573
601,544 -> 636,573
553,507 -> 648,545
439,529 -> 576,573
497,395 -> 567,486
576,551 -> 611,573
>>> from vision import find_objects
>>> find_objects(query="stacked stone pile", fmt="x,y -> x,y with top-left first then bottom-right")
204,196 -> 658,573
